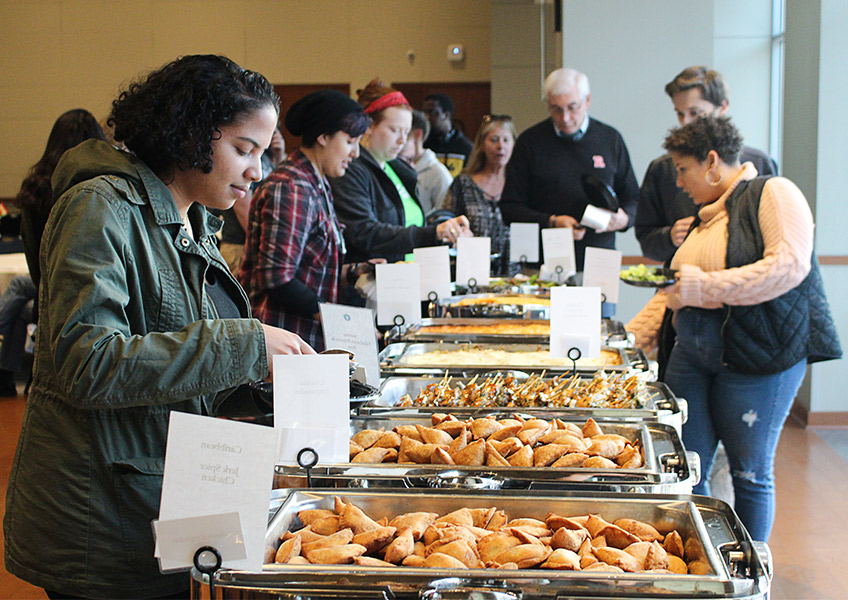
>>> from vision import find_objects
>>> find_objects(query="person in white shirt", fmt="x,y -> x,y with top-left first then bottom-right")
399,109 -> 453,215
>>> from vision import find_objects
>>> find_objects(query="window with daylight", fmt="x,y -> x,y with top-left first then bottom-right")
770,0 -> 786,168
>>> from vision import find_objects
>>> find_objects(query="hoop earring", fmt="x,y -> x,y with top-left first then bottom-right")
706,171 -> 723,187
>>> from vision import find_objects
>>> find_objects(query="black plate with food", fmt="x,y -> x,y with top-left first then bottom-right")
620,264 -> 677,288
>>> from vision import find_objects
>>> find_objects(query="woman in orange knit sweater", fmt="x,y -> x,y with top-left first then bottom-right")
627,116 -> 840,541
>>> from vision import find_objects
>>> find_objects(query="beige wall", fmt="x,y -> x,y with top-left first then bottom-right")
490,0 -> 560,134
783,0 -> 847,415
0,0 -> 491,196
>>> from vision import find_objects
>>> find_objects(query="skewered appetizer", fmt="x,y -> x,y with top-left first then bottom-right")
349,416 -> 643,469
268,495 -> 707,575
395,371 -> 650,410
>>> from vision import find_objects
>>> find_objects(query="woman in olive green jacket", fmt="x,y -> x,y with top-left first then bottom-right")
3,55 -> 314,599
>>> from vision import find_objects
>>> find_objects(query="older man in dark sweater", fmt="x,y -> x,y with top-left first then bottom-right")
501,68 -> 639,271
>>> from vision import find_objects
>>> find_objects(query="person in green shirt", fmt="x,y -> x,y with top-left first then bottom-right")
330,78 -> 471,264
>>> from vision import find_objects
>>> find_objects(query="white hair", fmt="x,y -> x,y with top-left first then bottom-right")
543,68 -> 590,101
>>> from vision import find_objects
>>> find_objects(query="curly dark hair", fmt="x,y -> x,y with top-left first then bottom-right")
14,109 -> 105,216
108,55 -> 279,178
663,115 -> 743,165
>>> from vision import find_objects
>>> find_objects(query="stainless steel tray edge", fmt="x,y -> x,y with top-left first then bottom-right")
274,421 -> 697,494
380,342 -> 637,376
250,489 -> 769,599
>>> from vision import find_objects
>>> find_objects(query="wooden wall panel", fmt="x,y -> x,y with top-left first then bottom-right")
391,82 -> 491,145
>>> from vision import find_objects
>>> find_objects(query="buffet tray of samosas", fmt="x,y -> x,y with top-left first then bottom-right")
190,489 -> 769,600
380,342 -> 646,376
359,372 -> 686,434
274,414 -> 698,494
398,317 -> 629,345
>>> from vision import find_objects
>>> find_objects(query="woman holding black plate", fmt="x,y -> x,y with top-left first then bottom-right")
627,116 -> 840,542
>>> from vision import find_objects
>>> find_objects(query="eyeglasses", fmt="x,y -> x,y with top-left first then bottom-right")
483,114 -> 512,123
548,100 -> 585,116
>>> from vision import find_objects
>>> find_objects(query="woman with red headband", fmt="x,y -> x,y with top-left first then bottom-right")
330,78 -> 471,265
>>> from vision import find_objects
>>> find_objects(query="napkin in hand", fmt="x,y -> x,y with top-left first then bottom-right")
580,204 -> 613,232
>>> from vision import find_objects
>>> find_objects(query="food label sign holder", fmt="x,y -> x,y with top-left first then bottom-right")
455,237 -> 491,288
509,222 -> 540,264
375,263 -> 422,326
154,412 -> 277,575
320,302 -> 381,387
274,354 -> 350,466
541,227 -> 576,280
549,286 -> 602,359
413,246 -> 452,301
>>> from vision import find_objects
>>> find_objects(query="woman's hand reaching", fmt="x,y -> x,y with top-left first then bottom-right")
261,324 -> 316,381
437,215 -> 473,245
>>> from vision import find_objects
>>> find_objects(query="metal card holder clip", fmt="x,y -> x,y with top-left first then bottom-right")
384,314 -> 407,346
297,447 -> 319,488
193,546 -> 222,600
427,290 -> 441,318
567,346 -> 582,378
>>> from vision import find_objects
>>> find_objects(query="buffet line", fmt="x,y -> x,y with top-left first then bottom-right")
191,288 -> 771,599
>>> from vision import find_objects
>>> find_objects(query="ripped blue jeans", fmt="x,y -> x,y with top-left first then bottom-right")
665,308 -> 806,542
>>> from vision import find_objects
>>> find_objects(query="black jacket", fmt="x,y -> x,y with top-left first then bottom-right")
636,147 -> 778,262
721,177 -> 841,373
330,146 -> 437,263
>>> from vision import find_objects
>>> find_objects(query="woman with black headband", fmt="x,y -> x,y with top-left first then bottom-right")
240,89 -> 372,351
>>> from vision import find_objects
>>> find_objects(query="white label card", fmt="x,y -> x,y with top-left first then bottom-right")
413,246 -> 451,302
550,286 -> 601,359
375,262 -> 421,326
541,228 -> 576,278
274,354 -> 349,465
582,247 -> 622,303
509,223 -> 539,263
157,412 -> 277,572
455,237 -> 491,287
319,303 -> 380,387
154,512 -> 246,571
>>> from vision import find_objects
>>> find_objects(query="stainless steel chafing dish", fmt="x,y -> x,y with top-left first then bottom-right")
433,293 -> 552,319
380,342 -> 648,377
190,489 -> 771,599
360,376 -> 687,434
451,273 -> 577,296
396,317 -> 630,347
273,416 -> 698,494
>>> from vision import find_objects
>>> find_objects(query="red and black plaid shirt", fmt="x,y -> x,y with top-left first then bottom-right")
239,150 -> 343,350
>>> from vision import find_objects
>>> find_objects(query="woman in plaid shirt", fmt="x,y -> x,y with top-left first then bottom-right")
240,90 -> 371,350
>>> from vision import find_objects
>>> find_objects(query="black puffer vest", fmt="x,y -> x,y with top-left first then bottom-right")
721,177 -> 842,374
